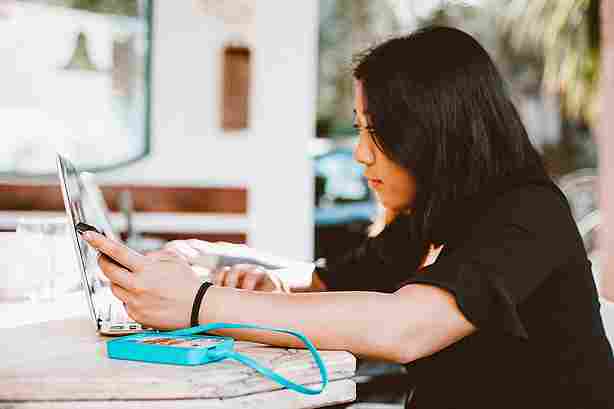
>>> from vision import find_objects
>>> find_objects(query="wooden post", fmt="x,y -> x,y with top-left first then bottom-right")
598,0 -> 614,301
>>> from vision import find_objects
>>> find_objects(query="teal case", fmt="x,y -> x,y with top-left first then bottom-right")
106,323 -> 329,396
107,331 -> 235,366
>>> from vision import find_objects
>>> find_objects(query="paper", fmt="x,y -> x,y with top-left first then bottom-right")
187,242 -> 315,288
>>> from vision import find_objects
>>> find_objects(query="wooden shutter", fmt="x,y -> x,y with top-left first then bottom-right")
221,45 -> 250,131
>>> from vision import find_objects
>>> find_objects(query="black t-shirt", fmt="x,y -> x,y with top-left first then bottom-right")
317,182 -> 613,408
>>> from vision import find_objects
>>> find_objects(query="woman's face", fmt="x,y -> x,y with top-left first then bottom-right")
353,80 -> 417,214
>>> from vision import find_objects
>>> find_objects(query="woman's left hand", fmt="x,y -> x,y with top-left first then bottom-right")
82,231 -> 203,330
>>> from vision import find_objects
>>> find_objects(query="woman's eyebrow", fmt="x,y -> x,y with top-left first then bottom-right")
353,109 -> 375,131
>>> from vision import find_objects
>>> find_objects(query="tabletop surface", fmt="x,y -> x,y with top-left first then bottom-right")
0,316 -> 356,408
0,231 -> 357,408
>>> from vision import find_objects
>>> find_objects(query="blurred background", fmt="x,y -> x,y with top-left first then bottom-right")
314,0 -> 600,262
0,0 -> 611,407
0,0 -> 602,268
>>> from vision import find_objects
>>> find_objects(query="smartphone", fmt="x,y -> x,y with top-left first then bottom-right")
75,222 -> 104,236
76,222 -> 130,270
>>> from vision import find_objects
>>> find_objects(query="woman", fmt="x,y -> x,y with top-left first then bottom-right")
84,27 -> 613,408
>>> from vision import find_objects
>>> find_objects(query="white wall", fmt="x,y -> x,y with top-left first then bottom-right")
96,1 -> 318,261
247,1 -> 318,261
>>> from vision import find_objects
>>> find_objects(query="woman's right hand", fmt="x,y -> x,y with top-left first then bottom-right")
210,263 -> 288,292
146,239 -> 288,293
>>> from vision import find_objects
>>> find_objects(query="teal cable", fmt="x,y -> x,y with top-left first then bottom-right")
167,322 -> 329,395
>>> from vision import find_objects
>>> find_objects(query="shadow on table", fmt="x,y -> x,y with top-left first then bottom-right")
328,359 -> 412,409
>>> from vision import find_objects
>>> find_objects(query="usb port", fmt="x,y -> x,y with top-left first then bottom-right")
129,325 -> 139,330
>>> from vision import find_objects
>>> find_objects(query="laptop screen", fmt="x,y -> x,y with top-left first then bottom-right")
56,154 -> 102,327
79,172 -> 119,242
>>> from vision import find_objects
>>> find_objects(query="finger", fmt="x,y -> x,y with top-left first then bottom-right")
224,268 -> 244,288
122,304 -> 141,324
110,283 -> 132,304
241,272 -> 260,291
211,267 -> 229,286
82,231 -> 145,272
98,254 -> 135,290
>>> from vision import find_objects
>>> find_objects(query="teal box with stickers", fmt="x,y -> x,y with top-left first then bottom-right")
107,331 -> 234,366
106,323 -> 329,395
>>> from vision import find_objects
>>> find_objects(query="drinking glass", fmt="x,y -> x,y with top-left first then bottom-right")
16,216 -> 75,302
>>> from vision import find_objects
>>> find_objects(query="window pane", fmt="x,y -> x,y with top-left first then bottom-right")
0,0 -> 152,175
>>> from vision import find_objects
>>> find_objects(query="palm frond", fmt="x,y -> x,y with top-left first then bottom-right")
498,0 -> 599,124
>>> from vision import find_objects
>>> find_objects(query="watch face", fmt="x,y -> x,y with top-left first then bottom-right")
136,336 -> 225,349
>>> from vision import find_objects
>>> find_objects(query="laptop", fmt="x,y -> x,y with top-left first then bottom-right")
56,153 -> 144,335
57,154 -> 315,333
79,171 -> 120,242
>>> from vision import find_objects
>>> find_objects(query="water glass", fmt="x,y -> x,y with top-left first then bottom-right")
15,216 -> 76,302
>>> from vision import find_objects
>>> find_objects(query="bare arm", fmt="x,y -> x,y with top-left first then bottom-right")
200,282 -> 475,363
84,231 -> 475,364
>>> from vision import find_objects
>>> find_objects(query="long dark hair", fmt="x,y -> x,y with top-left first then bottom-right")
353,26 -> 548,264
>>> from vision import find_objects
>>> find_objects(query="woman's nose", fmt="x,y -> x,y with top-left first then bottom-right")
353,136 -> 375,166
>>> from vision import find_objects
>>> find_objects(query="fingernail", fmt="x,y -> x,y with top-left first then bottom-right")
82,231 -> 93,240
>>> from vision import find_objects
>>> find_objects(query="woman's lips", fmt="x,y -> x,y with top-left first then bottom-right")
367,178 -> 383,187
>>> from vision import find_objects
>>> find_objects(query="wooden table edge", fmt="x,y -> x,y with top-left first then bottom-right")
0,379 -> 356,409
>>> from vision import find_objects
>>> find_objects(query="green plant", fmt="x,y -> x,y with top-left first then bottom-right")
499,0 -> 600,125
